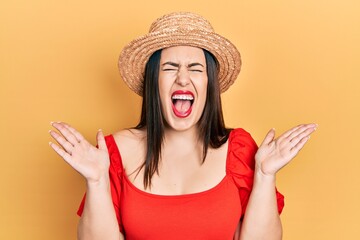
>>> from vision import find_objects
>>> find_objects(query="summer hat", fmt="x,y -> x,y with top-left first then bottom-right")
118,12 -> 241,96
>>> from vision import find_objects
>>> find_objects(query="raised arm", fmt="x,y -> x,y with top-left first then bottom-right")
49,122 -> 124,240
239,123 -> 317,240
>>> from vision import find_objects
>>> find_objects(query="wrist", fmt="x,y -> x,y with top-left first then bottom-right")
254,168 -> 276,185
86,174 -> 110,189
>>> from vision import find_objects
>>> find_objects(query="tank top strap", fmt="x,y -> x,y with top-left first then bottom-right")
226,128 -> 257,177
104,134 -> 125,232
226,128 -> 258,217
225,128 -> 285,215
105,134 -> 124,178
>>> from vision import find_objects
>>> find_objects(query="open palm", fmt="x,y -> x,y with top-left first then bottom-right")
255,123 -> 317,176
49,122 -> 110,183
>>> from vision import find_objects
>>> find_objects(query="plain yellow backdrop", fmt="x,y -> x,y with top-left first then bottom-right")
1,0 -> 359,239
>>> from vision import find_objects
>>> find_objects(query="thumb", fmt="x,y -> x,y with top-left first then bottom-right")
96,129 -> 107,150
261,128 -> 276,146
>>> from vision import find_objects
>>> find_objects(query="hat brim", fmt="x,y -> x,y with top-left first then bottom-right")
118,30 -> 241,96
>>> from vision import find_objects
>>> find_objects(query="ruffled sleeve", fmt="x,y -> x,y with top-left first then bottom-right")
227,128 -> 285,218
76,135 -> 124,233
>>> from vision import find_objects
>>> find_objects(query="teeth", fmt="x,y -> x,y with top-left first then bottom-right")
172,94 -> 194,101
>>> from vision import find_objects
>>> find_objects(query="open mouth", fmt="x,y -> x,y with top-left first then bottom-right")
171,91 -> 194,118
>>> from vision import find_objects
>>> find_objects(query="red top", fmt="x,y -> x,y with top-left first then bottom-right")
78,128 -> 284,239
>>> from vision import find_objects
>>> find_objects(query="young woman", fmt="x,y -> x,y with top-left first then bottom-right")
49,12 -> 317,240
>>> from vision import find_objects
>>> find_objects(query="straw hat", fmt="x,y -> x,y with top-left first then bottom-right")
118,12 -> 241,96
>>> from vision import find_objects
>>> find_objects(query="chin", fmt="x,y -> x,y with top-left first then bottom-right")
164,114 -> 201,132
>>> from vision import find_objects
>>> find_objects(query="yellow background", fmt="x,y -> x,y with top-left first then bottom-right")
1,0 -> 359,239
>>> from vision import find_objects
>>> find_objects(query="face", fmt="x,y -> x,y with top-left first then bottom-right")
158,46 -> 208,132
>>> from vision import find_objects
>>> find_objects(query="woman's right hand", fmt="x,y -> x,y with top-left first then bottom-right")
49,122 -> 110,184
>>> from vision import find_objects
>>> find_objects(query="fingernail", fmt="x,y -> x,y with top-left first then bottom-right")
49,142 -> 52,146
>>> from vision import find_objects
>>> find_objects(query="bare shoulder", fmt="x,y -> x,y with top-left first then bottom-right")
112,128 -> 146,171
112,128 -> 146,145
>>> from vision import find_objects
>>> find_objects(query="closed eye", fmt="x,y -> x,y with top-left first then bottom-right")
190,69 -> 203,72
188,63 -> 204,73
163,68 -> 177,71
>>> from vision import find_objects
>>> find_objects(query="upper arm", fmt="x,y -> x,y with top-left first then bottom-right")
233,220 -> 243,240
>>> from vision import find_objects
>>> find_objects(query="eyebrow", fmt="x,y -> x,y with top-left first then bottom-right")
162,62 -> 180,67
161,62 -> 205,68
188,63 -> 204,68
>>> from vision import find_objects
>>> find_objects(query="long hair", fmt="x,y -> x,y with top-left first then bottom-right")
135,49 -> 230,189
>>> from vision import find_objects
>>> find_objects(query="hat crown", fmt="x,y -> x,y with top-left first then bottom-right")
149,12 -> 215,33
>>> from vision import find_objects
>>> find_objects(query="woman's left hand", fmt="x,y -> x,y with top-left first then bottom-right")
255,123 -> 317,177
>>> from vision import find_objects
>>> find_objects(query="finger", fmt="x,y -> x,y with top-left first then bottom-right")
260,128 -> 276,146
287,123 -> 317,142
278,123 -> 317,143
289,126 -> 316,147
51,122 -> 79,146
290,135 -> 311,154
96,129 -> 107,150
62,122 -> 85,142
280,124 -> 304,140
49,130 -> 74,154
49,141 -> 72,164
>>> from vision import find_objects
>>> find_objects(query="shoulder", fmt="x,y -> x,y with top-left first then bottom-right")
111,128 -> 146,171
229,128 -> 257,149
227,128 -> 258,173
112,128 -> 146,146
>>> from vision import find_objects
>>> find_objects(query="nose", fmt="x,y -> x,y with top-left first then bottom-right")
175,68 -> 191,87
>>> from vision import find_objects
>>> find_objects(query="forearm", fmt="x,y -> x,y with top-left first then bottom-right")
239,171 -> 282,240
78,177 -> 123,240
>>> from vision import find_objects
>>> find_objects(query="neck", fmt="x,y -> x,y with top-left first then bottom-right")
162,126 -> 203,157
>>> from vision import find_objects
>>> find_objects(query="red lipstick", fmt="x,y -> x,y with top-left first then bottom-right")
171,90 -> 194,118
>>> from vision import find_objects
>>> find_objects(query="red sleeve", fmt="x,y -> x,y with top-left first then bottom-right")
76,135 -> 124,233
227,128 -> 285,217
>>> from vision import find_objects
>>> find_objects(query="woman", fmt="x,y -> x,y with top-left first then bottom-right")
49,12 -> 316,240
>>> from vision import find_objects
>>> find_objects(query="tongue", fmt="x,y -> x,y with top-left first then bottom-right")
174,100 -> 191,113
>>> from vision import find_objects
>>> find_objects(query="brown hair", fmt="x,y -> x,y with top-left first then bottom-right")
135,49 -> 230,189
